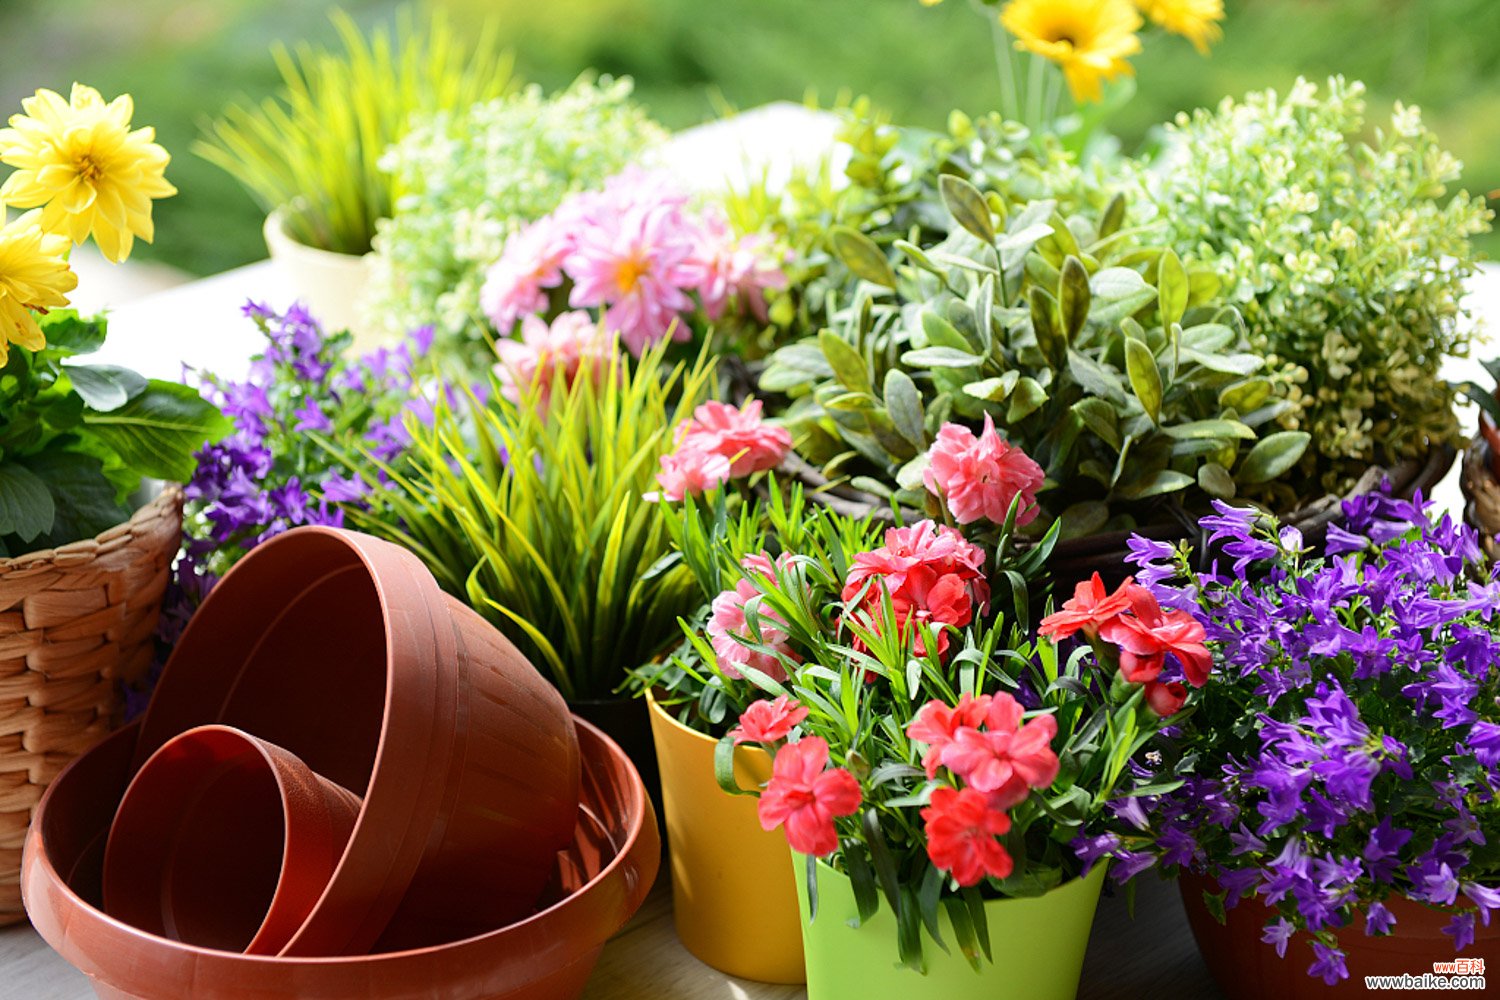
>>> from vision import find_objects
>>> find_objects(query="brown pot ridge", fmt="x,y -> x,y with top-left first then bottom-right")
1181,872 -> 1500,999
23,717 -> 658,1000
102,725 -> 362,956
133,526 -> 581,954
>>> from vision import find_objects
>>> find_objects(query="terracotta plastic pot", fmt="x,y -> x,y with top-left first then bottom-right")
1182,872 -> 1500,999
134,526 -> 581,955
103,725 -> 361,955
570,696 -> 660,818
646,693 -> 804,982
795,854 -> 1106,1000
23,717 -> 659,1000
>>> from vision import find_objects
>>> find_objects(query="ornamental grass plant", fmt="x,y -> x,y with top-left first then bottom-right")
197,7 -> 514,257
1085,491 -> 1500,985
345,336 -> 716,702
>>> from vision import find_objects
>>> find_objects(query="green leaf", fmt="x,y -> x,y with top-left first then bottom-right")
1198,462 -> 1236,498
902,346 -> 984,369
830,226 -> 897,288
963,371 -> 1020,402
1157,248 -> 1188,327
1029,287 -> 1066,369
820,331 -> 870,393
37,311 -> 106,356
1006,376 -> 1047,423
1070,397 -> 1121,451
921,310 -> 974,352
939,174 -> 995,244
1124,337 -> 1163,424
884,370 -> 926,450
1202,890 -> 1228,926
1181,350 -> 1262,376
65,364 -> 148,413
0,462 -> 55,542
845,849 -> 881,926
1058,500 -> 1109,539
1068,349 -> 1128,406
1058,256 -> 1091,343
1098,192 -> 1127,239
1162,419 -> 1256,441
1090,266 -> 1150,299
1218,378 -> 1274,413
80,380 -> 231,484
1115,469 -> 1194,500
1238,431 -> 1311,484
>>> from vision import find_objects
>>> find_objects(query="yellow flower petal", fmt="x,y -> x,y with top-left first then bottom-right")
0,82 -> 175,261
1133,0 -> 1223,55
1001,0 -> 1142,104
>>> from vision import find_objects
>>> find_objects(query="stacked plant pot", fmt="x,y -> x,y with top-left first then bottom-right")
21,527 -> 660,1000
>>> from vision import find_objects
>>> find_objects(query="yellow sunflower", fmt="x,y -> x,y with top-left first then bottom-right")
1135,0 -> 1224,55
0,212 -> 77,361
1000,0 -> 1143,104
0,83 -> 176,263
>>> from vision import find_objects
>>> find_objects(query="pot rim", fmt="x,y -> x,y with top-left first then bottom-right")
263,206 -> 371,265
24,716 -> 655,973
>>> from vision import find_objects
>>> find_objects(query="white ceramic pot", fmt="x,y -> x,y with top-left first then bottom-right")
262,209 -> 386,353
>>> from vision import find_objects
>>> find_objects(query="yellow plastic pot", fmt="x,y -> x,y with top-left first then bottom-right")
793,853 -> 1107,1000
646,693 -> 805,983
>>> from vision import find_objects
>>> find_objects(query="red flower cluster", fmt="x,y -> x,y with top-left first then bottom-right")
757,735 -> 862,856
840,521 -> 990,659
905,692 -> 1059,886
1038,573 -> 1211,716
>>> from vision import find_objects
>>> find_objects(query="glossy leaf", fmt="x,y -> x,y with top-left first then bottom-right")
939,174 -> 995,244
830,226 -> 897,288
1238,431 -> 1311,484
1124,337 -> 1163,424
1157,248 -> 1189,327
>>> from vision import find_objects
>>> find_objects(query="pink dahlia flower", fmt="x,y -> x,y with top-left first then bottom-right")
939,693 -> 1060,810
645,444 -> 731,503
480,218 -> 571,331
923,414 -> 1046,526
563,170 -> 697,356
680,212 -> 788,322
493,311 -> 611,406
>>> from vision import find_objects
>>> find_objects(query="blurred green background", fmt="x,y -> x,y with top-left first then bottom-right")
1,0 -> 1494,276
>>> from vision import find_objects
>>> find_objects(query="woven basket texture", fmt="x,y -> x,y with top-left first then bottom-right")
0,485 -> 183,925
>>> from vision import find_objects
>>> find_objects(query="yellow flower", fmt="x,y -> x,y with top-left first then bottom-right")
1135,0 -> 1224,55
0,83 -> 176,263
0,212 -> 77,361
1001,0 -> 1143,104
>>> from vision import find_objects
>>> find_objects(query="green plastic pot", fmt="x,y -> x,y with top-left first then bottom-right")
793,853 -> 1107,1000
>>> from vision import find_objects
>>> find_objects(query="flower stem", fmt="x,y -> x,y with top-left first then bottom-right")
975,0 -> 1021,123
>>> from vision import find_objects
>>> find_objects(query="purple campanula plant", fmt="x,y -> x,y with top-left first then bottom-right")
156,301 -> 436,651
1075,487 -> 1500,986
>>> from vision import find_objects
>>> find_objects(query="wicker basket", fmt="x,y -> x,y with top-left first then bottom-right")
1461,437 -> 1500,561
0,484 -> 183,925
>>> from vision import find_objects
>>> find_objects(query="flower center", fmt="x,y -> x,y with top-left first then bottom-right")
73,154 -> 103,183
614,254 -> 649,295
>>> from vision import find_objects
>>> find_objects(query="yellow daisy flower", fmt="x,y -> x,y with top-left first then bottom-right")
0,83 -> 176,263
1135,0 -> 1224,55
1000,0 -> 1143,104
0,212 -> 77,361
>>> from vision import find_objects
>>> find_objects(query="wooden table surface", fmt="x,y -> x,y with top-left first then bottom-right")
0,865 -> 1218,999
